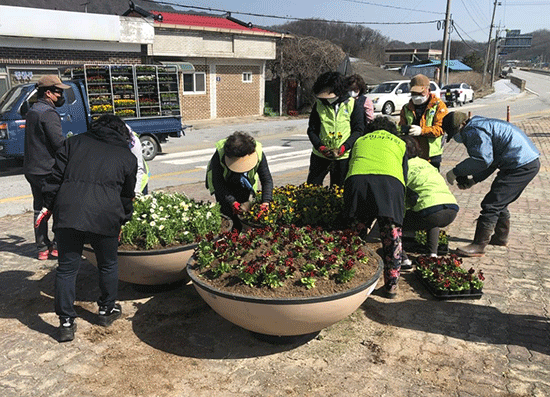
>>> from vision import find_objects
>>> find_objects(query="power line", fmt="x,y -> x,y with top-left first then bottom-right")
141,0 -> 441,25
459,0 -> 489,35
341,0 -> 445,15
452,21 -> 483,51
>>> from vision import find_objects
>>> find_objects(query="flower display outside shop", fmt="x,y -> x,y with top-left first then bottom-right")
87,75 -> 107,83
89,96 -> 111,105
139,98 -> 159,106
119,192 -> 223,251
415,254 -> 484,296
191,224 -> 380,298
115,109 -> 136,117
90,104 -> 113,114
240,183 -> 345,229
114,99 -> 136,107
137,75 -> 156,82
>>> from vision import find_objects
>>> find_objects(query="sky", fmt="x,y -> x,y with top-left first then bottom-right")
157,0 -> 550,44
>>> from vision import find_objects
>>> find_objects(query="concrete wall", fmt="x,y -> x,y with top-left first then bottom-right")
510,75 -> 526,91
152,29 -> 277,60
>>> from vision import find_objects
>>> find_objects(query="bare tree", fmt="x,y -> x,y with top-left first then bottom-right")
275,20 -> 389,65
268,35 -> 346,113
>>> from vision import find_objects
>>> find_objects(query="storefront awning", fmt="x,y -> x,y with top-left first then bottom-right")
160,61 -> 195,72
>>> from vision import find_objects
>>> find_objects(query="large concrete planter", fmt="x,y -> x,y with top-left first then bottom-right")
187,252 -> 383,337
83,243 -> 195,285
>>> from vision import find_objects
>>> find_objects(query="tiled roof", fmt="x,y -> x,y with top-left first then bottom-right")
150,11 -> 276,35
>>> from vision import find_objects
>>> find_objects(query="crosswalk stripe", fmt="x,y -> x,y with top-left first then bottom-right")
160,146 -> 305,166
160,145 -> 292,161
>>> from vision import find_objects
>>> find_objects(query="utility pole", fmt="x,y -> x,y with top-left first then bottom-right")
491,27 -> 501,86
439,0 -> 452,88
482,0 -> 500,86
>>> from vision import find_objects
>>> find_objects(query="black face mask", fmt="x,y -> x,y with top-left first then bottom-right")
54,94 -> 65,108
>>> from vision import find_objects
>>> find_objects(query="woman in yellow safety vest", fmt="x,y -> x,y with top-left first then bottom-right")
206,131 -> 273,231
401,136 -> 459,260
306,71 -> 364,187
344,116 -> 407,299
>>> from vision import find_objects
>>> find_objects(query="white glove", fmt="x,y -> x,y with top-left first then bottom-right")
409,125 -> 422,136
446,169 -> 457,185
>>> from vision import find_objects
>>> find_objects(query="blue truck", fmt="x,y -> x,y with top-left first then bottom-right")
0,64 -> 185,161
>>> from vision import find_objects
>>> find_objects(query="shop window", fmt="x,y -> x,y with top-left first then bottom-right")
183,72 -> 206,94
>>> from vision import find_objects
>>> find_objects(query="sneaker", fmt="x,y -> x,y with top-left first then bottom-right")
384,284 -> 398,299
59,318 -> 76,342
400,258 -> 413,270
98,303 -> 122,327
38,250 -> 49,260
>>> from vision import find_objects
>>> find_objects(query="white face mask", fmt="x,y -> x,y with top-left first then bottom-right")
411,95 -> 429,105
348,91 -> 359,98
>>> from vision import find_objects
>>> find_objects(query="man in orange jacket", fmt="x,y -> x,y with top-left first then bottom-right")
399,74 -> 448,170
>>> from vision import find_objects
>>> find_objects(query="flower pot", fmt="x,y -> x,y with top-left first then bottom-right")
83,243 -> 196,285
187,253 -> 383,337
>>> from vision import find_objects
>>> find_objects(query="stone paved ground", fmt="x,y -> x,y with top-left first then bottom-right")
0,117 -> 549,397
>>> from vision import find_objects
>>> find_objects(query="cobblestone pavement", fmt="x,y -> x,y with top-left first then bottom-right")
1,117 -> 549,397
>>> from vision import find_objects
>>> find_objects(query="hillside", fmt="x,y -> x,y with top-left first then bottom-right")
0,0 -> 175,15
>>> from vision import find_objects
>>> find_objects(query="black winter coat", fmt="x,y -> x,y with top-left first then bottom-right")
23,99 -> 65,175
43,127 -> 137,237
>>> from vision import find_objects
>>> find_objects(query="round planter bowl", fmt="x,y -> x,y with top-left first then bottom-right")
83,243 -> 196,285
187,254 -> 383,337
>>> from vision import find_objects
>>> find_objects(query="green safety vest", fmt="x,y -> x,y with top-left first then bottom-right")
312,98 -> 355,160
206,139 -> 263,195
346,129 -> 406,186
403,103 -> 444,157
406,157 -> 457,212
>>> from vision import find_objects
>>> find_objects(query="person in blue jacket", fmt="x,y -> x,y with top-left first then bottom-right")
443,112 -> 540,257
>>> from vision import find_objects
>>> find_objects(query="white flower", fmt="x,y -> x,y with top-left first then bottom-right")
183,231 -> 189,235
159,206 -> 164,211
159,224 -> 165,230
141,214 -> 147,218
150,221 -> 156,227
206,211 -> 212,219
210,202 -> 216,208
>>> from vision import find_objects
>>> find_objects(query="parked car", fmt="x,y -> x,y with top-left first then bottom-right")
366,80 -> 441,115
441,83 -> 474,107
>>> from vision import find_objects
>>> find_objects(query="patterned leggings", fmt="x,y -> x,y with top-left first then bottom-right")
378,217 -> 403,289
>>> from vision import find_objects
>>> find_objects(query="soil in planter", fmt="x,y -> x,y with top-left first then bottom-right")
190,241 -> 381,299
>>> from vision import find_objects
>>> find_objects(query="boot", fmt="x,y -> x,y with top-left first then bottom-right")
489,213 -> 510,246
456,219 -> 495,257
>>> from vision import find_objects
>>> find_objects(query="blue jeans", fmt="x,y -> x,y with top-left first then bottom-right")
54,228 -> 119,319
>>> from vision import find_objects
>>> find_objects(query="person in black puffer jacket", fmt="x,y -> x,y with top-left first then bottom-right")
40,114 -> 137,343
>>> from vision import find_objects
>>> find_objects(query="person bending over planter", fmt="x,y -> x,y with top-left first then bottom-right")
344,116 -> 408,298
442,111 -> 540,257
306,71 -> 364,187
206,131 -> 273,231
37,114 -> 137,343
401,135 -> 459,260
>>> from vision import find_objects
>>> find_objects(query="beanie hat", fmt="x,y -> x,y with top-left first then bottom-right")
443,111 -> 469,142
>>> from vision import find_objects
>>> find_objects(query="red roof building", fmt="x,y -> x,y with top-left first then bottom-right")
150,11 -> 280,36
